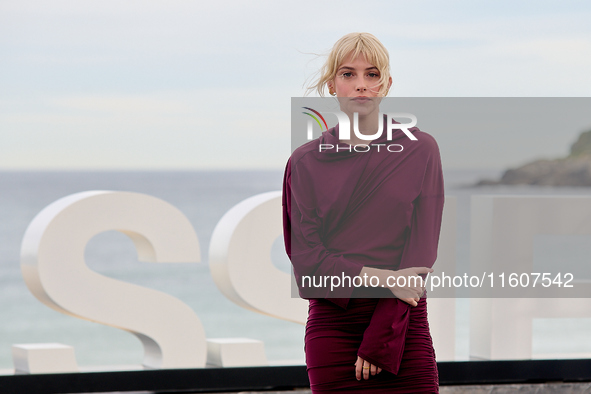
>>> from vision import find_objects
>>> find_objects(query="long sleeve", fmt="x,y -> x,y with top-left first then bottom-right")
282,157 -> 365,309
398,133 -> 445,271
357,133 -> 445,375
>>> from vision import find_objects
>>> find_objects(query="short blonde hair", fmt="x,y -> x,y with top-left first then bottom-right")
307,32 -> 391,97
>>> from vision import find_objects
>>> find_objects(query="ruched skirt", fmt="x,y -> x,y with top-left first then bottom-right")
305,297 -> 438,393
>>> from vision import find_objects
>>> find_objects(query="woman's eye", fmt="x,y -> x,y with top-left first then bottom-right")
340,72 -> 353,78
368,72 -> 379,78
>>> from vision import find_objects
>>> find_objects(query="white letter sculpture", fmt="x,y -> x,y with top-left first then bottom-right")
209,191 -> 308,324
20,191 -> 206,369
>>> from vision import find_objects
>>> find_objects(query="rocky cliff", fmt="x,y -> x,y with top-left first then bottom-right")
477,130 -> 591,187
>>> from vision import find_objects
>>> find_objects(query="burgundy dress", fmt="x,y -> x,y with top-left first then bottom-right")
282,116 -> 444,393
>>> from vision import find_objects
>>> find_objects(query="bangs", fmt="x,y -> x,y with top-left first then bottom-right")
335,38 -> 389,73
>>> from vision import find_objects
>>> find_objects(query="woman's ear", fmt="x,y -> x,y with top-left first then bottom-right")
327,81 -> 336,96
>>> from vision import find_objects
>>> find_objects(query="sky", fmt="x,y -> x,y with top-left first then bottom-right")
1,0 -> 591,170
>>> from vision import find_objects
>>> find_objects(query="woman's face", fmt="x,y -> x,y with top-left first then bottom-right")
328,53 -> 391,116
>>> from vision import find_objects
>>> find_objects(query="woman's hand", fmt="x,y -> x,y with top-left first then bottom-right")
360,266 -> 432,307
355,356 -> 382,380
387,267 -> 431,306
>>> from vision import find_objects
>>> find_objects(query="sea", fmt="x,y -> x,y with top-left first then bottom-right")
1,169 -> 590,371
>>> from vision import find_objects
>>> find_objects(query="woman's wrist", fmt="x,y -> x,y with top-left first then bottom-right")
359,266 -> 395,284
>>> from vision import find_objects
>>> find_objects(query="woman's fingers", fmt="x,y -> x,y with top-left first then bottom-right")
355,356 -> 380,380
401,297 -> 418,307
362,359 -> 370,380
355,356 -> 362,380
387,267 -> 431,304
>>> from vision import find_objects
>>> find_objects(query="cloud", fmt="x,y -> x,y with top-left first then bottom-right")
1,1 -> 591,169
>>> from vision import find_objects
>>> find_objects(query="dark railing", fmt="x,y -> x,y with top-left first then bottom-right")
1,360 -> 591,394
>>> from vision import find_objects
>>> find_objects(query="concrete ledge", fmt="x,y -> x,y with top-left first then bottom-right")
217,385 -> 591,394
440,383 -> 591,393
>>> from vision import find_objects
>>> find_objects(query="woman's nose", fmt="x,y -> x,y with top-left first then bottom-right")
355,75 -> 368,92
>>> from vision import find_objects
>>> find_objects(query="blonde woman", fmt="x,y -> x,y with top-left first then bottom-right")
283,32 -> 444,392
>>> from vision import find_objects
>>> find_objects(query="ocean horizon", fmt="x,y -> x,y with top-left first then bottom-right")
1,169 -> 590,371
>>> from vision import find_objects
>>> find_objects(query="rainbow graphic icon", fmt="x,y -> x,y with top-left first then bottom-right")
302,107 -> 328,139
